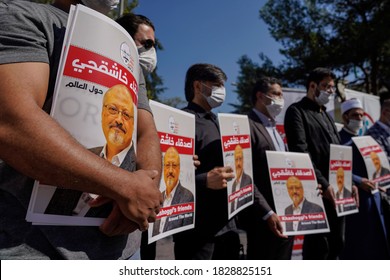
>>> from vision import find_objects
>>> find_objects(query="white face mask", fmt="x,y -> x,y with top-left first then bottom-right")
347,119 -> 363,134
264,96 -> 284,118
315,90 -> 331,106
81,0 -> 119,15
138,46 -> 157,75
202,84 -> 226,108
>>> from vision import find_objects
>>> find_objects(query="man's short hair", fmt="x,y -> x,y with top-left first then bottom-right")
184,63 -> 227,102
306,67 -> 336,90
251,76 -> 282,105
116,13 -> 155,38
379,91 -> 390,109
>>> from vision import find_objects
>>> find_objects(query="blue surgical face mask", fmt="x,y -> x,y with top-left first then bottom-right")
201,83 -> 226,108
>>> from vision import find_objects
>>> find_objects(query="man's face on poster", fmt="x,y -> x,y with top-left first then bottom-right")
337,167 -> 345,191
234,145 -> 244,179
370,152 -> 381,172
164,147 -> 180,190
287,176 -> 304,207
102,85 -> 134,152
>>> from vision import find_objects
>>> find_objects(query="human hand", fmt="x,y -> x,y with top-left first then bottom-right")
359,178 -> 376,193
322,185 -> 336,208
206,166 -> 235,190
193,154 -> 200,170
316,184 -> 323,196
266,213 -> 288,239
99,202 -> 139,236
352,185 -> 360,208
114,169 -> 162,231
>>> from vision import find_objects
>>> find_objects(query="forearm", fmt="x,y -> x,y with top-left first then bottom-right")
136,109 -> 162,186
0,105 -> 138,200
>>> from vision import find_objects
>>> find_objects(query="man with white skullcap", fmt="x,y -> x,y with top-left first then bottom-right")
339,98 -> 365,144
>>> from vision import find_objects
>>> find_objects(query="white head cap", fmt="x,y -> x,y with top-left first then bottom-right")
341,98 -> 363,115
81,0 -> 119,15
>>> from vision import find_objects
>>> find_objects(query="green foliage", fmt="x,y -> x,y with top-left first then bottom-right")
235,0 -> 390,112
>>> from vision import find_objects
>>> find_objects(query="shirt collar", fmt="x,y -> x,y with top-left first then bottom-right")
100,142 -> 133,166
252,108 -> 275,126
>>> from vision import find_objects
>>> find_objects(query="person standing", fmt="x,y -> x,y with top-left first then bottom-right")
238,76 -> 292,259
284,67 -> 343,259
338,98 -> 390,259
172,63 -> 239,260
0,0 -> 162,259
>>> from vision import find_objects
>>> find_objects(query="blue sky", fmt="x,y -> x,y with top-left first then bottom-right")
134,0 -> 283,113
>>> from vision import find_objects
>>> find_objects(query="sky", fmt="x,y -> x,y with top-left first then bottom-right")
134,0 -> 283,113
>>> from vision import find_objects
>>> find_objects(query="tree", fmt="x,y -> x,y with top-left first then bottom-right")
232,54 -> 282,113
235,0 -> 390,111
258,0 -> 390,95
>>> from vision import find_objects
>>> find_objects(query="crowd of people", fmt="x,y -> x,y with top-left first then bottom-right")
0,0 -> 389,260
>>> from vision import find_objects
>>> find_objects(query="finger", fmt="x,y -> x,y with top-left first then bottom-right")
100,206 -> 121,236
138,220 -> 149,232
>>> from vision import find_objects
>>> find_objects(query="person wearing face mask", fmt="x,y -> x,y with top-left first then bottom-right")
339,98 -> 364,143
366,91 -> 390,164
338,95 -> 390,259
284,68 -> 345,260
116,13 -> 157,77
172,63 -> 242,260
236,76 -> 293,259
0,0 -> 164,260
116,13 -> 161,261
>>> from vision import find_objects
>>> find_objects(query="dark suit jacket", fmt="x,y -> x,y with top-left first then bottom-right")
231,172 -> 253,210
284,199 -> 327,231
373,166 -> 390,179
336,187 -> 357,212
152,182 -> 194,236
236,110 -> 294,260
284,97 -> 341,190
44,145 -> 136,217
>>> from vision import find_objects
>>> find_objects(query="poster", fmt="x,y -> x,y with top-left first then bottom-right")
352,136 -> 390,192
148,101 -> 196,243
266,151 -> 330,236
218,113 -> 254,219
27,5 -> 140,226
329,144 -> 358,216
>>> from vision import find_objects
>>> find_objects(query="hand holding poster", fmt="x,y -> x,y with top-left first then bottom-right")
329,144 -> 358,217
26,5 -> 140,226
266,151 -> 330,236
148,101 -> 196,243
352,136 -> 390,192
218,113 -> 254,219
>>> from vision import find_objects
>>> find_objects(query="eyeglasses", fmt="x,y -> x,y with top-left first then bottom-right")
140,39 -> 155,50
104,105 -> 133,121
319,83 -> 336,92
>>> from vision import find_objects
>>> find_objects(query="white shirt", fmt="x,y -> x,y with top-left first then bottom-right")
292,199 -> 305,231
160,182 -> 179,233
253,108 -> 285,151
